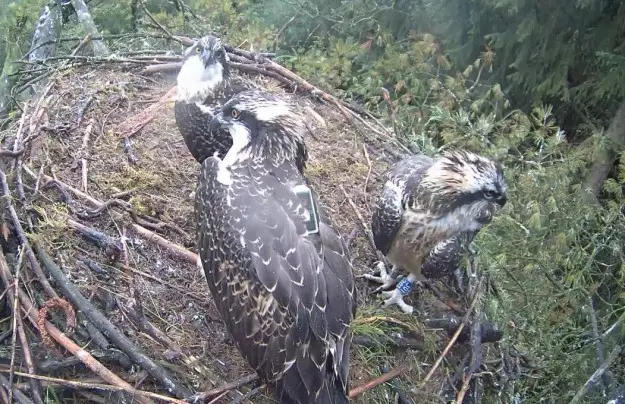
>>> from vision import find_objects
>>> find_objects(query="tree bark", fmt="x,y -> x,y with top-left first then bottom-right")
70,0 -> 109,56
582,99 -> 625,203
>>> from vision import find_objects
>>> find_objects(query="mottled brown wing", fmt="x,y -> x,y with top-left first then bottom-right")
372,154 -> 433,255
195,159 -> 353,404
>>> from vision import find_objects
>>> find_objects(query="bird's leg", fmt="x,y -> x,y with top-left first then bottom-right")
361,262 -> 399,292
452,266 -> 465,293
380,273 -> 420,314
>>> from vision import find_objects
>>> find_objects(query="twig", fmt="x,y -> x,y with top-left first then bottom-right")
187,374 -> 260,403
25,168 -> 197,264
338,184 -> 385,263
8,247 -> 24,404
226,385 -> 265,404
0,373 -> 34,404
455,279 -> 484,404
362,144 -> 372,211
352,334 -> 423,351
32,242 -> 193,399
127,222 -> 197,264
349,364 -> 410,398
12,101 -> 30,201
80,119 -> 94,192
140,2 -> 179,43
120,287 -> 181,353
0,251 -> 155,404
421,277 -> 484,385
586,296 -> 613,391
66,218 -> 122,261
0,370 -> 187,404
0,169 -> 58,299
569,345 -> 622,404
272,11 -> 301,52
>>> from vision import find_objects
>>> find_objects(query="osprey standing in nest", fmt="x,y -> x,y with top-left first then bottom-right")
368,151 -> 507,314
174,34 -> 255,161
194,90 -> 356,403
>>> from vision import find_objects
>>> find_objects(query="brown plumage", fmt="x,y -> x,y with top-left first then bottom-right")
193,90 -> 356,403
368,150 -> 507,314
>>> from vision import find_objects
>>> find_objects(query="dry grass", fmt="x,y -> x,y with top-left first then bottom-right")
0,65 -> 473,403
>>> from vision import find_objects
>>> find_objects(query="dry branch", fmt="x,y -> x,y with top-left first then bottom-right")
14,312 -> 44,404
113,85 -> 177,138
349,364 -> 410,398
25,168 -> 197,263
0,370 -> 187,404
569,345 -> 622,404
80,119 -> 94,192
186,374 -> 260,403
0,169 -> 58,299
0,372 -> 34,404
32,242 -> 193,399
0,252 -> 155,404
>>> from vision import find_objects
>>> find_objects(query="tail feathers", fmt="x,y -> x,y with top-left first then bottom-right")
277,374 -> 349,404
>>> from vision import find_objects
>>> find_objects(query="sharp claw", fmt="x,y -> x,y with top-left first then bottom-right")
381,288 -> 414,314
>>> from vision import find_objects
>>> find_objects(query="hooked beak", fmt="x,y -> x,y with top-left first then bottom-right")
201,48 -> 213,67
496,193 -> 508,208
209,112 -> 228,134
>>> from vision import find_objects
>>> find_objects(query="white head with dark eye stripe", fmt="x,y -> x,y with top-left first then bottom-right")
416,149 -> 507,228
176,35 -> 230,103
208,90 -> 307,168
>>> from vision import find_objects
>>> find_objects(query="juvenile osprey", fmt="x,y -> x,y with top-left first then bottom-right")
174,34 -> 255,161
194,90 -> 356,403
369,151 -> 507,314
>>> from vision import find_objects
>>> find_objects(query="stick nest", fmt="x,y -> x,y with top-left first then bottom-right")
0,61 -> 494,403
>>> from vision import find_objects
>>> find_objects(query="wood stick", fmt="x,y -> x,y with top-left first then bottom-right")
33,242 -> 192,399
24,167 -> 198,264
348,364 -> 410,398
421,277 -> 484,385
187,374 -> 259,403
0,370 -> 187,404
0,169 -> 58,299
0,252 -> 155,404
8,246 -> 23,404
80,119 -> 94,192
0,373 -> 34,404
15,308 -> 45,404
569,345 -> 622,404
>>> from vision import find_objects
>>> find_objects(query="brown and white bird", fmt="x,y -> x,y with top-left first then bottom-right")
174,34 -> 256,161
368,150 -> 507,314
193,90 -> 356,403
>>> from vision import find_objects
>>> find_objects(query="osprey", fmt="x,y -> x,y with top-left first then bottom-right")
194,90 -> 356,403
369,151 -> 507,314
174,34 -> 255,161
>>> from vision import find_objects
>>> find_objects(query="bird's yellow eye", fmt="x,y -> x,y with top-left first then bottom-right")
195,47 -> 201,53
231,109 -> 241,119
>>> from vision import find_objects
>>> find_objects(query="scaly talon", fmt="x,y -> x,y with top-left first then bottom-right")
361,262 -> 399,292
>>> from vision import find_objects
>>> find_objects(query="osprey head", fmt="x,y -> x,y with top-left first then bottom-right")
209,90 -> 307,168
420,149 -> 507,228
176,35 -> 230,103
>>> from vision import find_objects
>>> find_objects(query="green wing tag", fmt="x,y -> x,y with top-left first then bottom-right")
292,184 -> 320,235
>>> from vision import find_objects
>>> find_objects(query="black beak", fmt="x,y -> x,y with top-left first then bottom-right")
201,49 -> 213,67
209,112 -> 225,134
496,193 -> 508,207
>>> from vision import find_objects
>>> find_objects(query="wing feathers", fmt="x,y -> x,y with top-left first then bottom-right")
197,157 -> 353,403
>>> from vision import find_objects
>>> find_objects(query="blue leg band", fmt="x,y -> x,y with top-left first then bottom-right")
396,277 -> 414,296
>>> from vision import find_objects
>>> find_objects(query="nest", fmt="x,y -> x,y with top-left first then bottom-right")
0,48 -> 501,403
